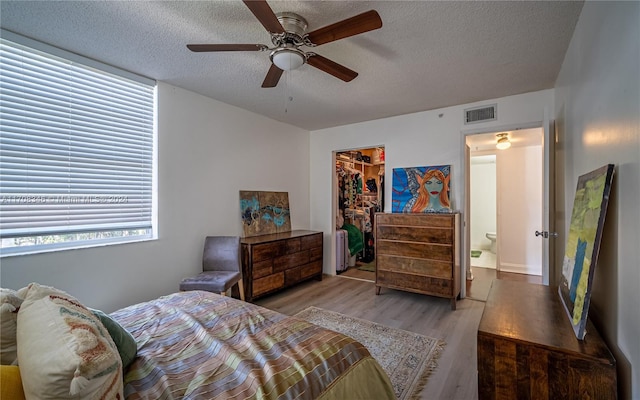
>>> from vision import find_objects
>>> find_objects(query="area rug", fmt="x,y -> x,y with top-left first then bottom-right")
294,306 -> 445,400
357,261 -> 376,272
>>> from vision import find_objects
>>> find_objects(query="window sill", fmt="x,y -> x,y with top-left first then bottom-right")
0,235 -> 157,258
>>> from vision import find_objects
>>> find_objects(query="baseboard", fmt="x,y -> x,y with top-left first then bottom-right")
499,262 -> 541,276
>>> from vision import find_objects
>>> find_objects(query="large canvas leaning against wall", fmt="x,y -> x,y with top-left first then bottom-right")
239,191 -> 291,237
559,164 -> 615,340
391,165 -> 452,213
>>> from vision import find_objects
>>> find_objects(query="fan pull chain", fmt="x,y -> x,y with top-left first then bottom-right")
284,72 -> 290,114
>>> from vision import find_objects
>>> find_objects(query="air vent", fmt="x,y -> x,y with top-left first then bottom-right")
464,104 -> 497,124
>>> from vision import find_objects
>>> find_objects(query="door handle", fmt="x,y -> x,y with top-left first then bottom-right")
535,230 -> 558,239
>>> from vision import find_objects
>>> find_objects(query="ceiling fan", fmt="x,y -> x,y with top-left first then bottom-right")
187,0 -> 382,88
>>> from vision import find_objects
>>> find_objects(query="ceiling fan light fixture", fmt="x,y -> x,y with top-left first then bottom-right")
187,2 -> 383,88
496,133 -> 511,150
271,48 -> 305,71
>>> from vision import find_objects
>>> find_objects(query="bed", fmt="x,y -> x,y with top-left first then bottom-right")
110,290 -> 395,399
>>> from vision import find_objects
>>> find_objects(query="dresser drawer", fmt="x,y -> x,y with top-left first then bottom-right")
273,250 -> 310,272
252,242 -> 286,262
377,254 -> 452,279
377,240 -> 452,262
301,233 -> 322,249
253,272 -> 284,296
283,261 -> 322,285
284,268 -> 300,285
284,238 -> 301,253
310,246 -> 322,262
377,225 -> 453,244
376,213 -> 454,228
252,259 -> 273,279
300,260 -> 322,279
377,270 -> 453,296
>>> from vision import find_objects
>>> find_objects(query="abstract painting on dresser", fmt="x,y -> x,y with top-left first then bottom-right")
558,164 -> 614,340
239,191 -> 291,237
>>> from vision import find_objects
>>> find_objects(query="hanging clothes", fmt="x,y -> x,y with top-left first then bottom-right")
336,151 -> 385,264
337,162 -> 362,210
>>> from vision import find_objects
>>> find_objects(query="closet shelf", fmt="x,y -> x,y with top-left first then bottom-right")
336,158 -> 373,167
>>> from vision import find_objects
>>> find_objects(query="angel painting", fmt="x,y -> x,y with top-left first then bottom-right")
392,165 -> 451,213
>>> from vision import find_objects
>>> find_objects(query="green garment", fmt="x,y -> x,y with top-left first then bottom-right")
341,223 -> 364,256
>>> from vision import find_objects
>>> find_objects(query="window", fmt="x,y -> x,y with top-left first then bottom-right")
0,31 -> 156,255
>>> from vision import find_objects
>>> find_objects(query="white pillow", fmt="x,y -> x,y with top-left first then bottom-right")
17,283 -> 123,399
0,287 -> 28,365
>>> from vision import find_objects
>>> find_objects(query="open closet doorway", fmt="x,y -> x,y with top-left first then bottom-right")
465,128 -> 544,301
334,146 -> 385,282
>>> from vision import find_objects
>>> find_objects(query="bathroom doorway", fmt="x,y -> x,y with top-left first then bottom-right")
470,154 -> 497,270
465,128 -> 544,300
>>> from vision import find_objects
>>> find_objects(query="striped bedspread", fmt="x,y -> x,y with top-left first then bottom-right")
111,291 -> 394,399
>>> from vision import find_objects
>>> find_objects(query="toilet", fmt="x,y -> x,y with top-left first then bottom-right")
486,232 -> 497,253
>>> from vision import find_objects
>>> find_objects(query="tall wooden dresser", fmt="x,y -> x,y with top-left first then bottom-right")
375,212 -> 460,309
241,230 -> 323,302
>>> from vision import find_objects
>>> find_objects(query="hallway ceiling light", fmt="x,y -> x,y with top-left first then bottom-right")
496,133 -> 511,150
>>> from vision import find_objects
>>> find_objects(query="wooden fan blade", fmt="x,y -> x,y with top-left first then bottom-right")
187,44 -> 266,52
306,10 -> 382,45
306,54 -> 358,82
262,64 -> 284,88
242,0 -> 285,34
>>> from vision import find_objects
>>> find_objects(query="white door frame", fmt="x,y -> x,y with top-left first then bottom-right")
461,120 -> 552,288
542,108 -> 556,285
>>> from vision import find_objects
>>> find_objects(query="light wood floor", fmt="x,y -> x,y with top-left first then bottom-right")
338,264 -> 376,281
467,266 -> 543,301
255,275 -> 485,400
338,262 -> 543,302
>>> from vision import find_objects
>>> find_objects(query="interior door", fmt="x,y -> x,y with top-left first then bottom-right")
541,108 -> 556,285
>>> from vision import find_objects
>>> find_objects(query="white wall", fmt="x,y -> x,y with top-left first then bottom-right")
310,89 -> 555,281
0,83 -> 310,312
497,145 -> 542,275
554,2 -> 639,398
470,157 -> 496,251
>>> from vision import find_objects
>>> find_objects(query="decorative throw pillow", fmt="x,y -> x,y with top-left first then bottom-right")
0,287 -> 28,365
16,283 -> 123,399
90,308 -> 138,369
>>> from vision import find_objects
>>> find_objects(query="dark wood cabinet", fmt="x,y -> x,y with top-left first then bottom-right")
477,280 -> 616,400
241,230 -> 323,302
375,212 -> 460,309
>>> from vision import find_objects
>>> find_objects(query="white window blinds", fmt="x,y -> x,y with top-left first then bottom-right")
0,33 -> 155,248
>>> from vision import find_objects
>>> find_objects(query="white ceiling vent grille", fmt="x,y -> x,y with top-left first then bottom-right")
464,104 -> 497,124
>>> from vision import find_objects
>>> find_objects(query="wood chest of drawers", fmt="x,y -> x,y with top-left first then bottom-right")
241,230 -> 323,302
375,212 -> 460,309
477,280 -> 616,400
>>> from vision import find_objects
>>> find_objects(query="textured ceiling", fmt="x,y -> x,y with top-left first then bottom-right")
0,1 -> 583,131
